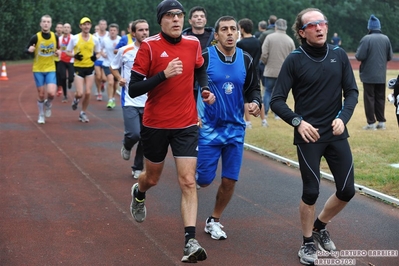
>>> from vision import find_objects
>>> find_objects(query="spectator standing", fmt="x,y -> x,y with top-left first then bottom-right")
258,15 -> 277,45
330,32 -> 341,46
261,18 -> 295,120
128,0 -> 215,262
355,14 -> 393,130
254,20 -> 267,38
270,8 -> 358,265
388,77 -> 399,128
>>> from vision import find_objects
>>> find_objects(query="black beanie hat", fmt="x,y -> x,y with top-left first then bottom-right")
157,0 -> 184,25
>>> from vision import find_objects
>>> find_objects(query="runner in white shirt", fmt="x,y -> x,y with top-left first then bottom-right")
110,19 -> 149,178
93,19 -> 109,101
101,23 -> 121,109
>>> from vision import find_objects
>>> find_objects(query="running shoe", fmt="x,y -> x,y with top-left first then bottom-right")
79,112 -> 89,123
298,242 -> 317,265
107,99 -> 115,109
62,96 -> 68,103
204,218 -> 227,240
312,229 -> 337,252
261,119 -> 268,127
130,183 -> 146,222
133,170 -> 142,179
37,115 -> 45,124
96,94 -> 102,101
181,239 -> 207,263
121,146 -> 131,160
44,100 -> 52,117
71,98 -> 79,110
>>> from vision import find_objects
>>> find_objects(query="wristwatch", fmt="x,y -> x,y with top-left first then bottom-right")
292,117 -> 303,127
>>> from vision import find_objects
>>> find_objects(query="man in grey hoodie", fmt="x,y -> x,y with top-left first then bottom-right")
356,14 -> 393,130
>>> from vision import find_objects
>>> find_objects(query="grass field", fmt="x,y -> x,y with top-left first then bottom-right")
245,70 -> 399,199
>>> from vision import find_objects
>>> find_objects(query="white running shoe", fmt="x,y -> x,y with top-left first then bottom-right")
79,112 -> 89,123
37,115 -> 45,124
204,218 -> 227,240
121,146 -> 131,160
133,170 -> 142,179
44,100 -> 52,117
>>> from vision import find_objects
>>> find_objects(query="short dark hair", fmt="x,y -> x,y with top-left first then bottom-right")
268,15 -> 277,25
238,18 -> 253,34
214,16 -> 237,32
188,6 -> 207,19
131,19 -> 148,32
109,23 -> 119,30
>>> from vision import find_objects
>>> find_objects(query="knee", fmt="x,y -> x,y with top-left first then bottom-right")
336,186 -> 355,202
302,188 -> 319,205
126,132 -> 140,142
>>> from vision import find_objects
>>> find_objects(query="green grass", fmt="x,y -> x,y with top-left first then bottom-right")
245,70 -> 399,199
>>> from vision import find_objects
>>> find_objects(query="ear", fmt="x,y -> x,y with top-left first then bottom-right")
298,29 -> 305,39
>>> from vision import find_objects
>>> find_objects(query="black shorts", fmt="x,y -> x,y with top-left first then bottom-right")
141,125 -> 198,163
74,66 -> 94,78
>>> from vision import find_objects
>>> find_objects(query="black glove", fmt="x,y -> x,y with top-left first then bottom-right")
74,52 -> 83,61
91,53 -> 97,62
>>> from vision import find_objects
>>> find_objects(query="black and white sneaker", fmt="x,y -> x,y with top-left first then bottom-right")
298,242 -> 317,265
130,183 -> 146,222
181,239 -> 207,263
313,229 -> 336,252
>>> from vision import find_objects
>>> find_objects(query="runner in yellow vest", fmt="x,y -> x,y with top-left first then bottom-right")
26,14 -> 60,124
66,17 -> 101,123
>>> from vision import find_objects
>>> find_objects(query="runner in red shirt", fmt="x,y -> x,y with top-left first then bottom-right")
128,0 -> 215,263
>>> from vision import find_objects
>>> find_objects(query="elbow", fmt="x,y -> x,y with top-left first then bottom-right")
128,88 -> 137,99
128,83 -> 136,98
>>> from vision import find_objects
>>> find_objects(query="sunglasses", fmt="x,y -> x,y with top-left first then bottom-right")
164,11 -> 185,19
301,20 -> 328,30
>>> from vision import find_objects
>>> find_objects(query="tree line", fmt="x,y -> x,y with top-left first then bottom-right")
1,0 -> 398,60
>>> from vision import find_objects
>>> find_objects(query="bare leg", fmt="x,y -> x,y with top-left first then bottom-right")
212,177 -> 236,219
299,200 -> 316,238
94,65 -> 102,95
137,158 -> 164,192
74,75 -> 84,100
317,194 -> 348,223
82,75 -> 94,112
176,157 -> 198,227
